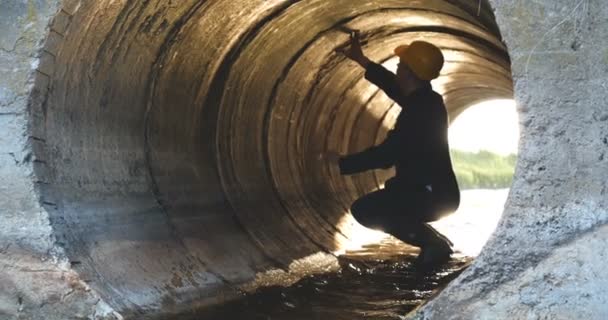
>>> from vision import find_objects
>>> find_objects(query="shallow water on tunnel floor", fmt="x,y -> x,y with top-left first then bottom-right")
182,239 -> 472,320
174,189 -> 506,319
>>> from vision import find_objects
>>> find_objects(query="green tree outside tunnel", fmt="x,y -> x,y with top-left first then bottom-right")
450,149 -> 516,190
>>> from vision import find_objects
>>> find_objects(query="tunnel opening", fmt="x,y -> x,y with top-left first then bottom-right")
433,98 -> 519,256
28,0 -> 513,318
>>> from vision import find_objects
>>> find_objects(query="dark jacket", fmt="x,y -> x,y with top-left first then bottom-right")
339,62 -> 460,210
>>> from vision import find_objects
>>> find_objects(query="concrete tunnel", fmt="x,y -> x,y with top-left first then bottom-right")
1,0 -> 607,319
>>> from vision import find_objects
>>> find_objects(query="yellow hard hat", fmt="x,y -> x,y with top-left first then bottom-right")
394,41 -> 444,81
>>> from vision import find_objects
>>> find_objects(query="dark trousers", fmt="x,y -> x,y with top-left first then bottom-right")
350,186 -> 453,248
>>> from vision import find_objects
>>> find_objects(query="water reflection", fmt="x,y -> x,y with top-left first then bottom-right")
186,240 -> 471,320
182,188 -> 506,319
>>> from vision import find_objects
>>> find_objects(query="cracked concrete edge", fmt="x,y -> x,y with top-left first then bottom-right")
475,226 -> 608,319
412,224 -> 608,320
0,245 -> 122,320
410,0 -> 608,318
0,1 -> 120,319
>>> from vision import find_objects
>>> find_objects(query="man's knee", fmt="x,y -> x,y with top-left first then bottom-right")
350,194 -> 388,230
350,196 -> 374,225
350,197 -> 367,220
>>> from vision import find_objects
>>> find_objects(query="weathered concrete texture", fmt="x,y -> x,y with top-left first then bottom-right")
412,0 -> 608,319
0,1 -> 119,319
1,0 -> 511,318
432,225 -> 608,319
413,226 -> 608,320
0,0 -> 605,319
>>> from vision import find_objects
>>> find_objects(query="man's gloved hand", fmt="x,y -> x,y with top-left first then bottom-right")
335,30 -> 371,68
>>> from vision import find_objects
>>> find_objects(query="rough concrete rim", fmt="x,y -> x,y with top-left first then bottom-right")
1,0 -> 607,319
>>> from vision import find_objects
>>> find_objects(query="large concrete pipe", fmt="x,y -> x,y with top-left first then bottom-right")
0,0 -> 606,319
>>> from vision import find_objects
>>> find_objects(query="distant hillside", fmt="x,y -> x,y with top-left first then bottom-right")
450,149 -> 517,190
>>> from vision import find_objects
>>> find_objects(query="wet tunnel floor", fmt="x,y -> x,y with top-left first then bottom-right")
185,238 -> 472,320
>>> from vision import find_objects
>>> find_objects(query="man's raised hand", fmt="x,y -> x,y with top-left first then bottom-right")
336,30 -> 370,68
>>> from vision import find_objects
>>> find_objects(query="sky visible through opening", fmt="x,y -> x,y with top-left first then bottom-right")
449,99 -> 519,156
433,99 -> 519,256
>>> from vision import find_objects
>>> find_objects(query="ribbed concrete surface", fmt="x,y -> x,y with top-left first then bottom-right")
1,0 -> 606,319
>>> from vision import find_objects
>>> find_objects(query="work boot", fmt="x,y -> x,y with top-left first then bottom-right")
415,241 -> 453,267
415,226 -> 454,267
390,223 -> 454,266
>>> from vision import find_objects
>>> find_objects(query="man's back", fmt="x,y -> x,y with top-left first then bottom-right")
362,63 -> 459,208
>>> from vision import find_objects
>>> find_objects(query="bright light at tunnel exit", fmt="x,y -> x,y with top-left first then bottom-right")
338,99 -> 520,257
433,98 -> 519,256
448,99 -> 519,156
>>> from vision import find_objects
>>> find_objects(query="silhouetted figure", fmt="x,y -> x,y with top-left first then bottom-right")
332,31 -> 460,266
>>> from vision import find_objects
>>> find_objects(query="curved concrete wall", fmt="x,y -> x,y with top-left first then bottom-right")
0,0 -> 605,319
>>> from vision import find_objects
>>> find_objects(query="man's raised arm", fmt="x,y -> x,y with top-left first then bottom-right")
336,31 -> 401,101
